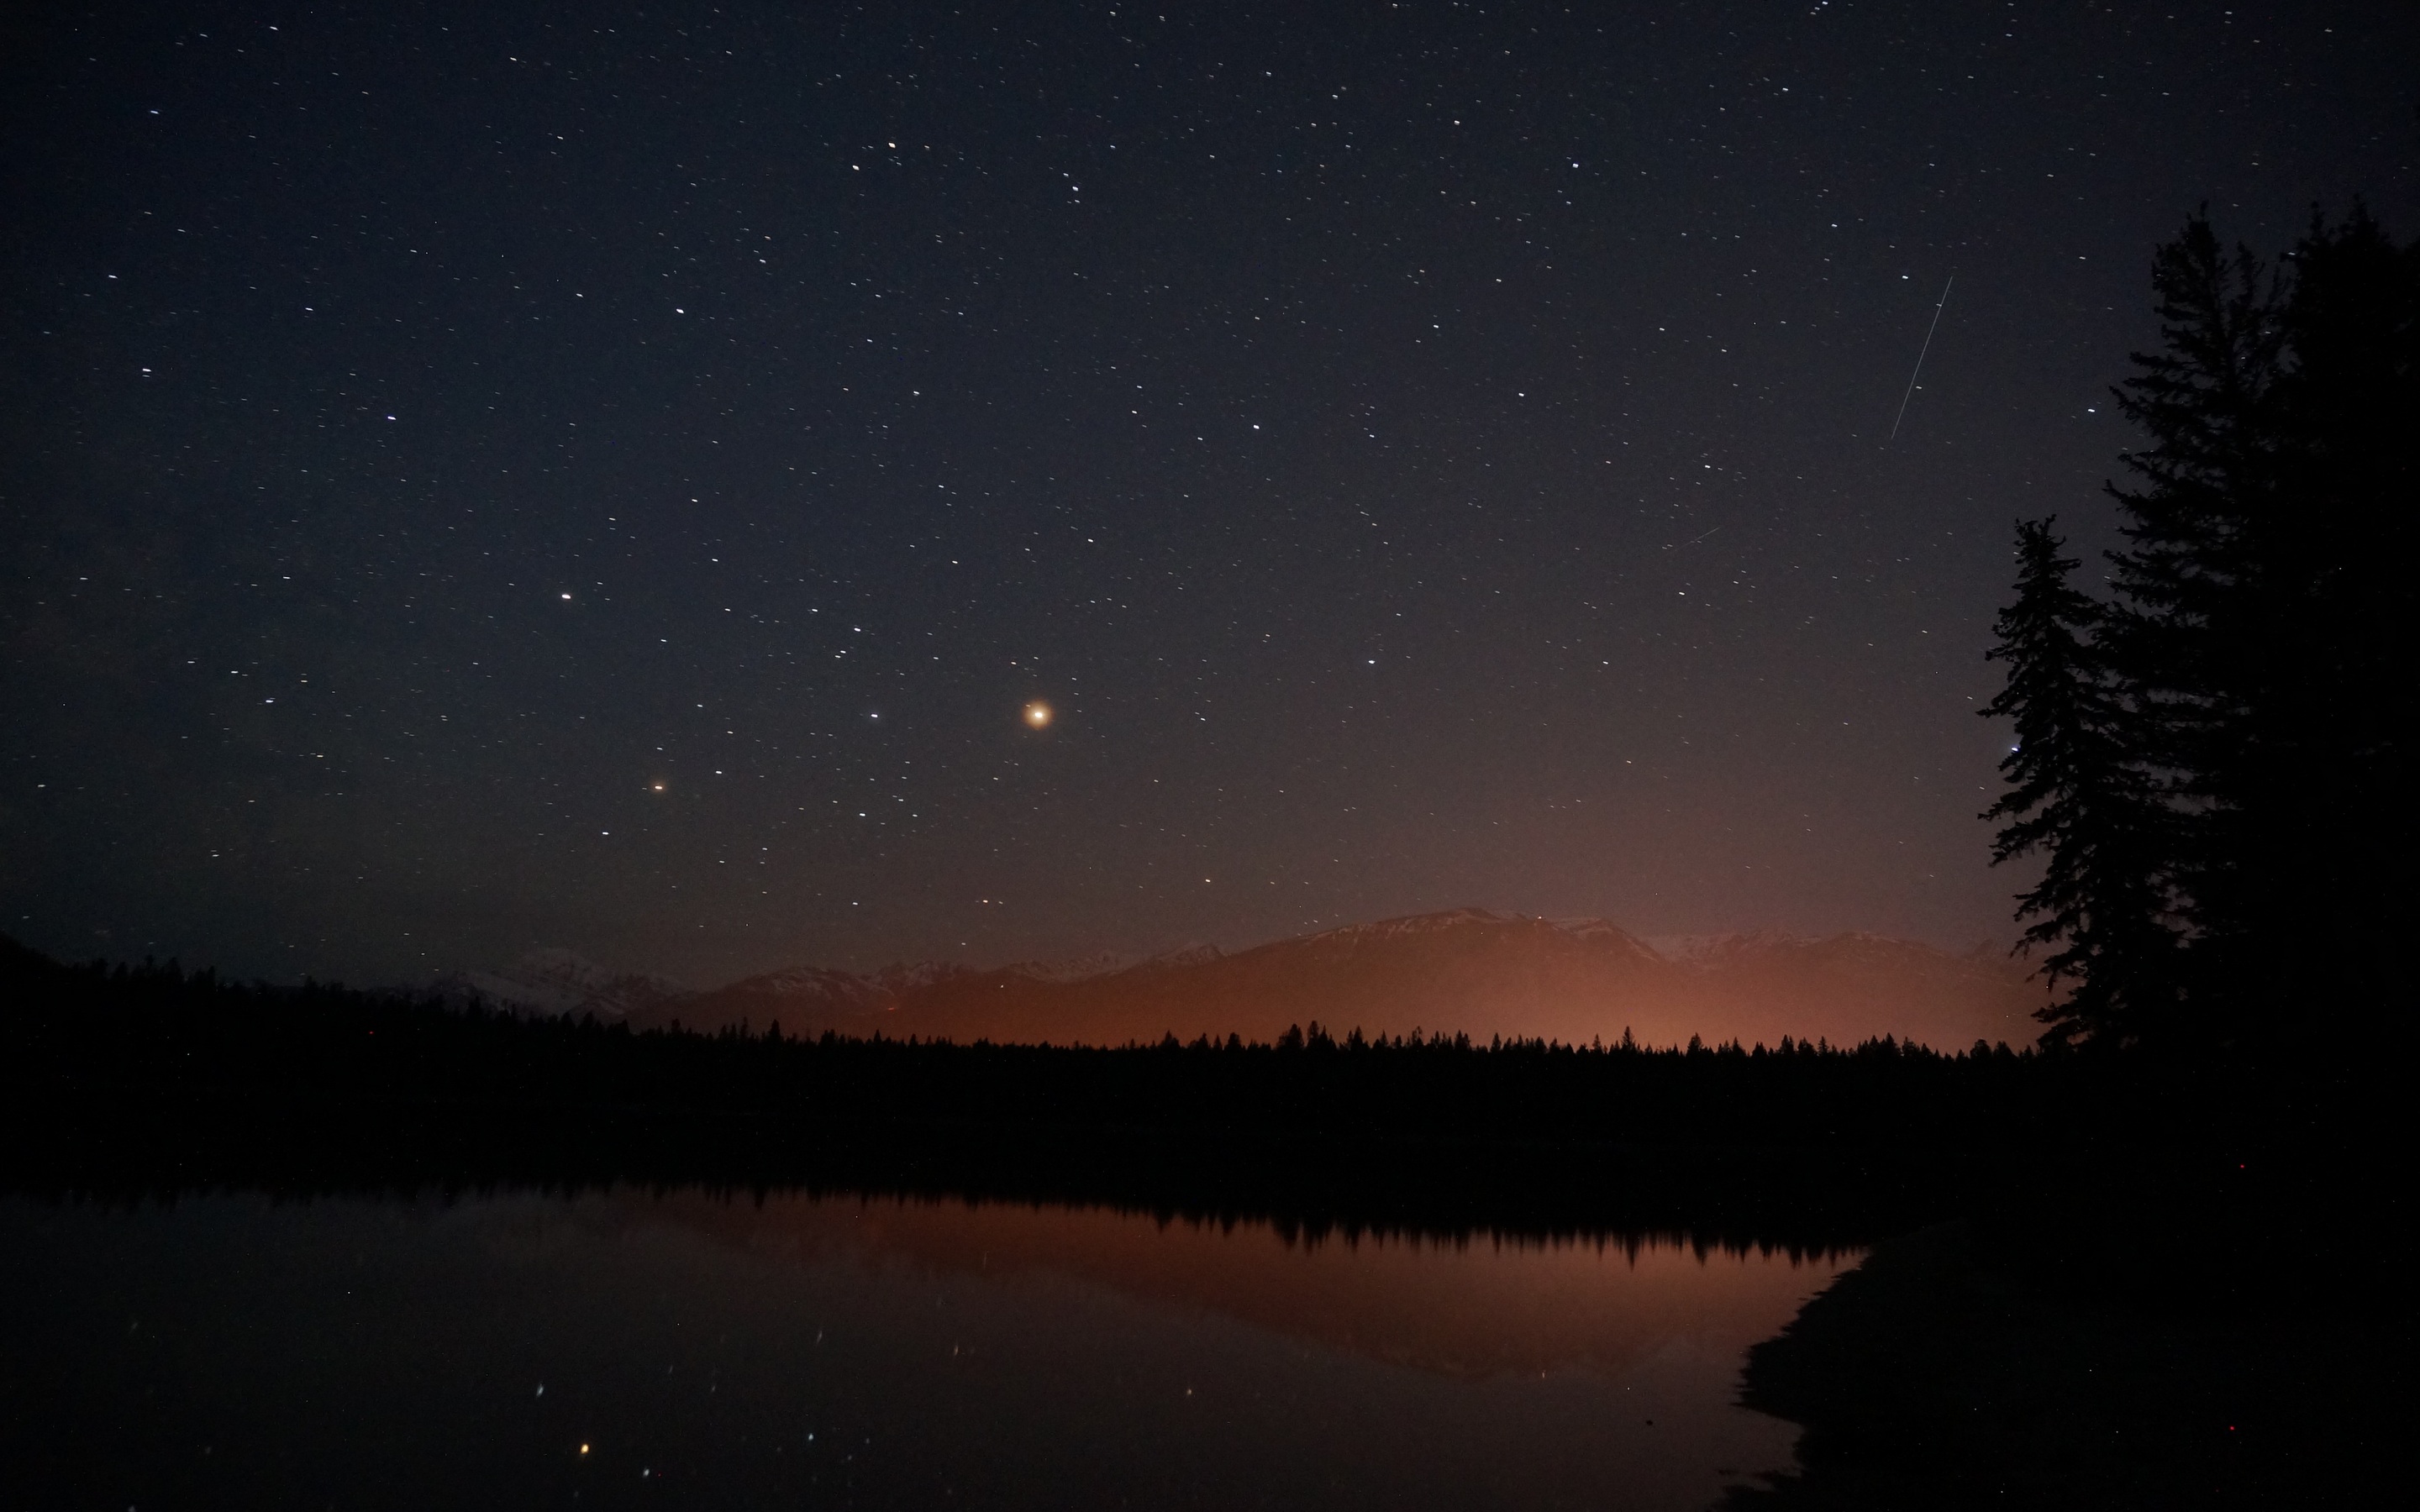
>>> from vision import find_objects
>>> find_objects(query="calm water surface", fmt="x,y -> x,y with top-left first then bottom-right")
0,1191 -> 1854,1509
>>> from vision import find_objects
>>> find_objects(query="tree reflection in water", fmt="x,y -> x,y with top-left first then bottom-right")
2,1189 -> 1854,1511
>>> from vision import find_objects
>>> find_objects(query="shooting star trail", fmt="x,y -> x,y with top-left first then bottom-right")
1888,276 -> 1954,444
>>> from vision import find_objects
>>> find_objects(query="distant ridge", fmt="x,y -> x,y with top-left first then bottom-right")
456,911 -> 2047,1051
435,948 -> 687,1023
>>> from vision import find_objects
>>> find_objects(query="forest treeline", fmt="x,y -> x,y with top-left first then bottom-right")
2,933 -> 2054,1141
2,932 -> 2175,1242
1983,205 -> 2417,1053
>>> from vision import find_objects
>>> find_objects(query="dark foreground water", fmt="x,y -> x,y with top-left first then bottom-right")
0,1191 -> 1852,1510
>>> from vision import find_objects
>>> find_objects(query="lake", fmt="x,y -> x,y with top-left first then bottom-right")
0,1189 -> 1853,1509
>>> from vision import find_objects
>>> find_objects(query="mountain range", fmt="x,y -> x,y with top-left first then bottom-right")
440,909 -> 2050,1052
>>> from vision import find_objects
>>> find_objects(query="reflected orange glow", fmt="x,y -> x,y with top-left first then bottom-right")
651,1191 -> 1854,1381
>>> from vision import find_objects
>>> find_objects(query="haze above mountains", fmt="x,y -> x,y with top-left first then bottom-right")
443,910 -> 2048,1053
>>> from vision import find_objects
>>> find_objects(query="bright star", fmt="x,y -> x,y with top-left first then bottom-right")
1023,701 -> 1052,728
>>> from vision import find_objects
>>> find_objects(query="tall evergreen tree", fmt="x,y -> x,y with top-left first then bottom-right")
2100,215 -> 2285,1017
1989,206 -> 2417,1054
1981,519 -> 2177,1046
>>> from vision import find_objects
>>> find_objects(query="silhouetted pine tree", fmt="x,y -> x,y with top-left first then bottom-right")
1990,207 -> 2417,1053
2107,211 -> 2417,1032
2099,216 -> 2285,1011
1981,518 -> 2177,1046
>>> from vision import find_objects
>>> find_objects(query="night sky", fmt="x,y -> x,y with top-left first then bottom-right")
5,2 -> 2413,986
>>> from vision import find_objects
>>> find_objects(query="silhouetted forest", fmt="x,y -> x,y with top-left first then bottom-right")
5,935 -> 2381,1499
1984,206 -> 2417,1053
1,930 -> 2221,1246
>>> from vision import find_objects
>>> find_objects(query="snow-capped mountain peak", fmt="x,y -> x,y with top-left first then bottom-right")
436,950 -> 687,1021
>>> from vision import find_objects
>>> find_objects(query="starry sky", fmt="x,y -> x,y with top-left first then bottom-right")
4,1 -> 2414,985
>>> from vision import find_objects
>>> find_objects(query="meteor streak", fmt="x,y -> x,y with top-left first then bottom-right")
1888,276 -> 1954,444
